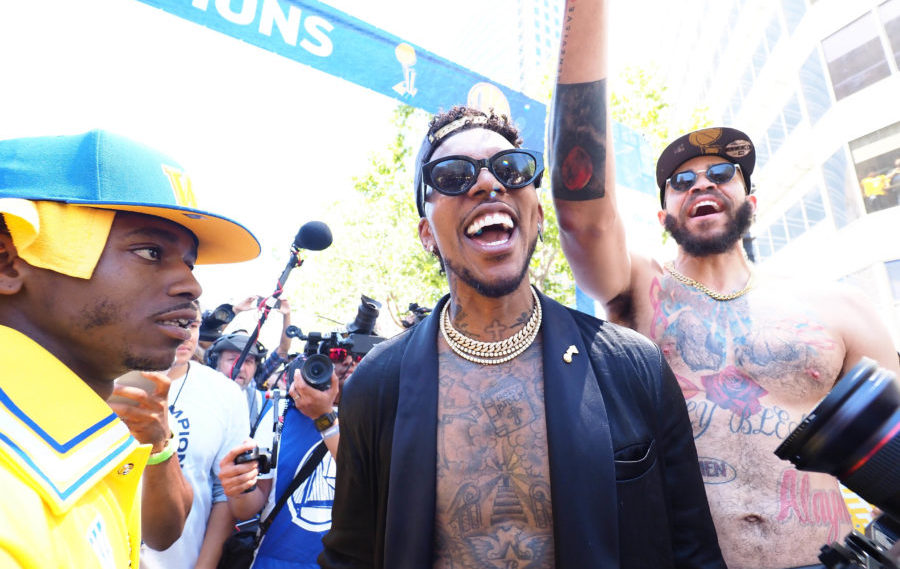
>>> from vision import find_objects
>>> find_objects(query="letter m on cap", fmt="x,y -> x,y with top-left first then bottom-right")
161,165 -> 198,208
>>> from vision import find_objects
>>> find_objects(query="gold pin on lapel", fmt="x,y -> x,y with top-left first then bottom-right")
563,345 -> 579,363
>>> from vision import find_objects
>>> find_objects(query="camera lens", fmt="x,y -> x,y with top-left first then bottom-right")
300,354 -> 333,391
775,358 -> 900,520
347,295 -> 381,335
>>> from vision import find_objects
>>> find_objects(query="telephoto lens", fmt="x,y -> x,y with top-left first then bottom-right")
347,295 -> 381,335
775,357 -> 900,520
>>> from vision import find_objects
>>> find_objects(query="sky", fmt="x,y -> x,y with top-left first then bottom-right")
0,0 -> 663,344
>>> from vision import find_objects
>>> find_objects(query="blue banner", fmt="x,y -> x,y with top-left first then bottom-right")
133,0 -> 547,150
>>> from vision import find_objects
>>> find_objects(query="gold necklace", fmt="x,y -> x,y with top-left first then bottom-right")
440,287 -> 542,365
664,262 -> 753,301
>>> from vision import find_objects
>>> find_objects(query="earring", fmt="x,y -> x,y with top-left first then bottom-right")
538,224 -> 544,243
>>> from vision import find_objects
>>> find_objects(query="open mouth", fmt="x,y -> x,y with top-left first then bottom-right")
465,211 -> 515,246
690,199 -> 722,218
159,318 -> 193,329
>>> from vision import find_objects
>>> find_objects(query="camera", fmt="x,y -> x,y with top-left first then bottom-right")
199,303 -> 235,342
282,294 -> 386,391
234,446 -> 273,493
775,357 -> 900,569
285,353 -> 333,392
234,446 -> 272,473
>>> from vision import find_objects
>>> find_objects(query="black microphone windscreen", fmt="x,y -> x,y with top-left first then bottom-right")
294,221 -> 332,251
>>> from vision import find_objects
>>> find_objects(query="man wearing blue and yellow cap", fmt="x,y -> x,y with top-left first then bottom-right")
0,130 -> 260,568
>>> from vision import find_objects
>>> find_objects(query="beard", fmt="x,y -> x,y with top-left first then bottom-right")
664,199 -> 753,257
443,236 -> 538,298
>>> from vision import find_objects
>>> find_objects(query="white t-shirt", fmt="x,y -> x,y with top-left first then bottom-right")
141,362 -> 250,569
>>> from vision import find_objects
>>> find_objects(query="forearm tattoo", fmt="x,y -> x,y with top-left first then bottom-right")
551,79 -> 608,201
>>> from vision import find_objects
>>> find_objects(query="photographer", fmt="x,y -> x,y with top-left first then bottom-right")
205,296 -> 293,453
218,359 -> 342,569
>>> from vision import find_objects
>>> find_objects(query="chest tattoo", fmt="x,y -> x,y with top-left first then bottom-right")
433,338 -> 555,569
648,275 -> 840,430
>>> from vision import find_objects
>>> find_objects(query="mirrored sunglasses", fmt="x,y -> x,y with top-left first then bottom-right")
667,163 -> 741,193
422,148 -> 544,197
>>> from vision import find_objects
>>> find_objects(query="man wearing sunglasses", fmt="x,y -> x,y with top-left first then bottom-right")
550,1 -> 900,568
320,102 -> 724,568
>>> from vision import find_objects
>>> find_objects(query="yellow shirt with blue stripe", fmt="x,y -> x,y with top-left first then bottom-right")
0,325 -> 149,568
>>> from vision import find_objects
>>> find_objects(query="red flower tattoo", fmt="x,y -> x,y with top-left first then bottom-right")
701,366 -> 768,417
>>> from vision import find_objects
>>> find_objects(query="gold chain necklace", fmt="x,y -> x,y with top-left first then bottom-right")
440,287 -> 542,365
664,262 -> 753,301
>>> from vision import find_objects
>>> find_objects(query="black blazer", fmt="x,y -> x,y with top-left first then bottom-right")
320,291 -> 725,569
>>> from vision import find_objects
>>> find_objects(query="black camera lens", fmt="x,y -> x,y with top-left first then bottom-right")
300,354 -> 333,391
347,295 -> 381,335
775,358 -> 900,520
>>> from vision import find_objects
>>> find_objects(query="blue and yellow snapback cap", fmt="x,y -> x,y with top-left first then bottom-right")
0,130 -> 260,264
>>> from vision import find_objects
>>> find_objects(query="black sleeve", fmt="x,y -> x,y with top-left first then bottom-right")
319,364 -> 379,568
655,354 -> 727,569
319,345 -> 398,569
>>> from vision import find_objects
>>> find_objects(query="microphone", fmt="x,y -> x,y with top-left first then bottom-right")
277,221 -> 332,286
294,221 -> 333,251
228,221 -> 332,382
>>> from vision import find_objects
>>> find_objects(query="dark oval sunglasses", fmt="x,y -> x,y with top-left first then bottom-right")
667,162 -> 741,192
422,148 -> 544,197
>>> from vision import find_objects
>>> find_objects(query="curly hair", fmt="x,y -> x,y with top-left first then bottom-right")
414,106 -> 523,217
426,106 -> 522,149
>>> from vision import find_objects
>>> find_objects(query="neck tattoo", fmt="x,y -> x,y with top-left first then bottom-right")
440,286 -> 542,365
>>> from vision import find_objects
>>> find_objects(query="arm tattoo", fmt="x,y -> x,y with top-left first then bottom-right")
557,0 -> 576,69
551,79 -> 608,201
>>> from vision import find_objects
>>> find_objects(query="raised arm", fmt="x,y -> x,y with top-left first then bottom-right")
551,0 -> 632,304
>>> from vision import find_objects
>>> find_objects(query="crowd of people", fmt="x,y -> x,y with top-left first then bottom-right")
2,1 -> 899,568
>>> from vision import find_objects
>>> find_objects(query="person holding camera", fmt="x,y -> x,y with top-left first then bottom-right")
141,301 -> 252,569
548,1 -> 900,568
0,130 -> 259,567
217,358 -> 341,569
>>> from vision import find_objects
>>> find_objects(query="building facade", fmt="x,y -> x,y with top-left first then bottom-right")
660,0 -> 900,346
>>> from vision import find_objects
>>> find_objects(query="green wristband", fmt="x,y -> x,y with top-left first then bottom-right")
146,433 -> 176,466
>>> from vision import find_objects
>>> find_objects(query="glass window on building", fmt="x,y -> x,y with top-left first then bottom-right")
849,121 -> 900,213
800,50 -> 832,125
803,186 -> 827,226
768,115 -> 787,156
765,14 -> 782,52
783,92 -> 803,133
821,12 -> 891,100
823,148 -> 863,229
741,65 -> 754,99
879,0 -> 900,68
754,228 -> 773,260
785,201 -> 807,239
886,259 -> 900,301
756,133 -> 770,170
770,217 -> 788,252
782,0 -> 806,34
753,41 -> 768,78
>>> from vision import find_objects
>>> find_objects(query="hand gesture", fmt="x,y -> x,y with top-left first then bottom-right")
108,371 -> 173,453
232,295 -> 259,314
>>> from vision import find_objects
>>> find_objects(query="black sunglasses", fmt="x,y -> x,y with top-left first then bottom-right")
667,163 -> 741,193
419,148 -> 543,206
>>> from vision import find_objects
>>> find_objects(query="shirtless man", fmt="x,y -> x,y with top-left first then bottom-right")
550,2 -> 900,567
320,103 -> 725,568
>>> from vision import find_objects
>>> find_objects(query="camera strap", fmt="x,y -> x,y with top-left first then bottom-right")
249,397 -> 272,438
258,441 -> 327,538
